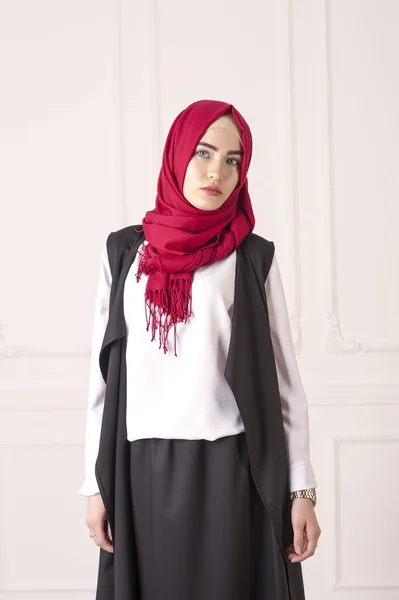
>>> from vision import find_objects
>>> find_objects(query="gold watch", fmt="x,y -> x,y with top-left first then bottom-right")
290,488 -> 317,507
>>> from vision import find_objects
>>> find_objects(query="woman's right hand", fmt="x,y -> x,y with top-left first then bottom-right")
86,493 -> 114,553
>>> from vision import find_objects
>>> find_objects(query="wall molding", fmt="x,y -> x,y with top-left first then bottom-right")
285,0 -> 303,354
0,443 -> 92,594
306,381 -> 399,406
0,318 -> 89,360
119,0 -> 161,226
116,0 -> 128,227
324,0 -> 399,355
333,437 -> 399,590
1,0 -> 125,362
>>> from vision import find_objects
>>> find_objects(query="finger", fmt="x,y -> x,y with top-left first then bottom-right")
107,520 -> 113,542
293,526 -> 306,556
97,532 -> 114,553
287,553 -> 299,561
286,536 -> 308,559
290,537 -> 317,563
90,523 -> 114,554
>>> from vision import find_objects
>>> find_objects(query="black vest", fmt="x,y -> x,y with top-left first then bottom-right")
94,225 -> 304,600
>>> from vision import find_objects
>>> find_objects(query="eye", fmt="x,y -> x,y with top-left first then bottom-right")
196,149 -> 241,166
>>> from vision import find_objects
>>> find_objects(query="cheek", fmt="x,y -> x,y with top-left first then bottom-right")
183,159 -> 204,190
228,168 -> 240,189
182,162 -> 193,195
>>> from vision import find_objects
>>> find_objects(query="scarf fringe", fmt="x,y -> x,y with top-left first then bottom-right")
136,249 -> 192,356
144,280 -> 192,356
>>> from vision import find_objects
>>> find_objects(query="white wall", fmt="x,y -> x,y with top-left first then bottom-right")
0,1 -> 398,598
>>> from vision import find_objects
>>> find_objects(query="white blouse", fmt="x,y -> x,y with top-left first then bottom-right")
78,241 -> 317,496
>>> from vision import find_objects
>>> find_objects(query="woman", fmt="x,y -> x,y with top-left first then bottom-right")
78,99 -> 321,600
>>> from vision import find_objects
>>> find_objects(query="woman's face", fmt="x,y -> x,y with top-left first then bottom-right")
183,117 -> 243,211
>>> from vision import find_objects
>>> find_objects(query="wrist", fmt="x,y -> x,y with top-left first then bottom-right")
292,497 -> 314,506
290,488 -> 317,507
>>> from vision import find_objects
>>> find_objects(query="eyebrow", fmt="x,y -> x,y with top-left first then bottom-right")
197,141 -> 244,156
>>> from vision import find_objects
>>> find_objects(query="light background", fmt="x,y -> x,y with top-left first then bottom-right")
0,1 -> 398,598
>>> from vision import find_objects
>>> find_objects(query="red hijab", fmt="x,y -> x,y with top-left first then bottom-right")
136,99 -> 256,355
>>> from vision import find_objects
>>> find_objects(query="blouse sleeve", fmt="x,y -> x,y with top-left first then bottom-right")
77,243 -> 112,496
265,253 -> 317,493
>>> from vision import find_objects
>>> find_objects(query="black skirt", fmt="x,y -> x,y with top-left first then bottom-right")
128,432 -> 292,600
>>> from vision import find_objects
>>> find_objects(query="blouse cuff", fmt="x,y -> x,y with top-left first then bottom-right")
77,479 -> 100,497
289,460 -> 317,493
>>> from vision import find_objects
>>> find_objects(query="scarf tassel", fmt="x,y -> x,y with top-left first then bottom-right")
144,278 -> 192,356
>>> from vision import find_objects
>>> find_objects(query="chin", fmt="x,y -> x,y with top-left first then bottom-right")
203,201 -> 223,211
186,195 -> 223,211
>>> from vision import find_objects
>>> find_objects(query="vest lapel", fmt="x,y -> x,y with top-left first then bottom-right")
99,233 -> 144,381
225,236 -> 289,551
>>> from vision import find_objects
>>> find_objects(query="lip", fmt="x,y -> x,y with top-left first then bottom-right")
201,186 -> 222,196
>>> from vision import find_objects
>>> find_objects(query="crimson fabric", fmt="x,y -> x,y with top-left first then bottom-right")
136,99 -> 256,354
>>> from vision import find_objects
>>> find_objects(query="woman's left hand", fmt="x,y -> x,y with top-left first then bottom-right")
286,499 -> 321,563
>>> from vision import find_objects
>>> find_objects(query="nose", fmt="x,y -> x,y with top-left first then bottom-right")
208,157 -> 224,184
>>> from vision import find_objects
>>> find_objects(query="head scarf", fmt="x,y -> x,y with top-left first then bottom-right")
136,99 -> 256,355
